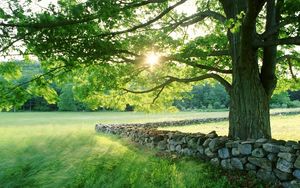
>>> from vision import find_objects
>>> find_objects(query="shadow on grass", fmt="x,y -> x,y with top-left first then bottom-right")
0,132 -> 264,188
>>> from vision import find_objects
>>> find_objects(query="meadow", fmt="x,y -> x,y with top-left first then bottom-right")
0,111 -> 298,187
160,114 -> 300,141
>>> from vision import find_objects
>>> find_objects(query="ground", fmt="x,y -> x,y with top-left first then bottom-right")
0,111 -> 298,187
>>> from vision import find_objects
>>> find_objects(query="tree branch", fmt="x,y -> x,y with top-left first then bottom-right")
167,10 -> 226,30
180,10 -> 226,26
123,73 -> 232,95
277,54 -> 300,62
277,55 -> 299,82
0,15 -> 100,29
122,0 -> 167,8
5,65 -> 68,95
98,0 -> 187,37
254,36 -> 300,47
152,85 -> 165,103
162,56 -> 232,74
288,60 -> 297,81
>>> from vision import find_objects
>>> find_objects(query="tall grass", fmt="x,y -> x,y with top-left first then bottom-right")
0,112 -> 265,187
0,128 -> 255,187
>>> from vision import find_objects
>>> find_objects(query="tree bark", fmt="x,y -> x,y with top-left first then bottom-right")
224,0 -> 272,139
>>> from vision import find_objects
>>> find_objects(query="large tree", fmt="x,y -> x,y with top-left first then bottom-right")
0,0 -> 299,139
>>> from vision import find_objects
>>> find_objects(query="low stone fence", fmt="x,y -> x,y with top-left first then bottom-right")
99,110 -> 300,129
102,117 -> 228,128
95,122 -> 300,187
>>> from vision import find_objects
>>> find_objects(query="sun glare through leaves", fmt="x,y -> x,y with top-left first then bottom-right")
146,52 -> 160,67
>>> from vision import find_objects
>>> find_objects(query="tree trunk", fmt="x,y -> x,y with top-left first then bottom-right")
229,68 -> 271,139
227,0 -> 271,139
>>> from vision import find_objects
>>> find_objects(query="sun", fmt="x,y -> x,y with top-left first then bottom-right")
146,52 -> 160,66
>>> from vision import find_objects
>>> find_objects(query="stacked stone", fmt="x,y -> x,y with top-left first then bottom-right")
95,123 -> 300,187
96,117 -> 228,129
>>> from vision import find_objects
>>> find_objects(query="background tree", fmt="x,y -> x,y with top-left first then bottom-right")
174,83 -> 230,110
58,84 -> 77,111
0,0 -> 299,139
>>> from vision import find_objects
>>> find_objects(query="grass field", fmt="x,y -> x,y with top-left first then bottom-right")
0,111 -> 298,187
159,114 -> 300,141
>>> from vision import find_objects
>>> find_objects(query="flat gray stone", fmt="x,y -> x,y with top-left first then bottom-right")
157,140 -> 167,150
232,147 -> 240,156
277,158 -> 293,173
274,169 -> 293,181
245,163 -> 256,171
197,146 -> 204,155
248,157 -> 272,170
182,148 -> 192,155
175,144 -> 182,152
286,140 -> 298,146
203,138 -> 212,147
256,169 -> 276,182
204,148 -> 215,158
290,180 -> 300,188
240,157 -> 247,164
238,144 -> 252,155
197,136 -> 206,145
232,141 -> 240,148
293,169 -> 300,180
231,158 -> 244,170
221,159 -> 233,170
206,130 -> 218,138
169,144 -> 175,151
187,138 -> 197,149
292,144 -> 300,150
278,152 -> 296,162
256,138 -> 268,143
280,146 -> 295,153
209,138 -> 224,152
225,141 -> 234,148
267,153 -> 278,162
210,158 -> 220,166
252,148 -> 266,158
241,139 -> 256,144
263,143 -> 281,153
218,148 -> 230,159
294,156 -> 300,169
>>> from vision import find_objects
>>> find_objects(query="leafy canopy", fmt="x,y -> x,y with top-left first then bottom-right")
0,0 -> 299,111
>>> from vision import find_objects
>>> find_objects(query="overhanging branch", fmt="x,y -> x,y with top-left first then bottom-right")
0,0 -> 169,30
98,0 -> 187,37
181,10 -> 226,26
254,36 -> 300,47
167,10 -> 226,30
123,73 -> 232,95
162,56 -> 232,74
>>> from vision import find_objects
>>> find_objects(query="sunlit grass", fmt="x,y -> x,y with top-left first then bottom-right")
159,114 -> 300,141
0,112 -> 264,187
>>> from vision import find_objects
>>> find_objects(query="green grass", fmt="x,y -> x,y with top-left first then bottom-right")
159,114 -> 300,141
0,112 -> 264,188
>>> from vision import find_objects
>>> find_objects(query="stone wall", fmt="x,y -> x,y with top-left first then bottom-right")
99,110 -> 300,129
95,121 -> 300,188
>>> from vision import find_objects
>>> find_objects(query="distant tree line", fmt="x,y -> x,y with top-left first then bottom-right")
3,62 -> 300,112
173,84 -> 300,111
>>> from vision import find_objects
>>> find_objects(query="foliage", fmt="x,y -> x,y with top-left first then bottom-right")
174,83 -> 229,110
289,90 -> 300,101
270,92 -> 291,108
270,91 -> 300,108
0,0 -> 299,112
57,84 -> 77,111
